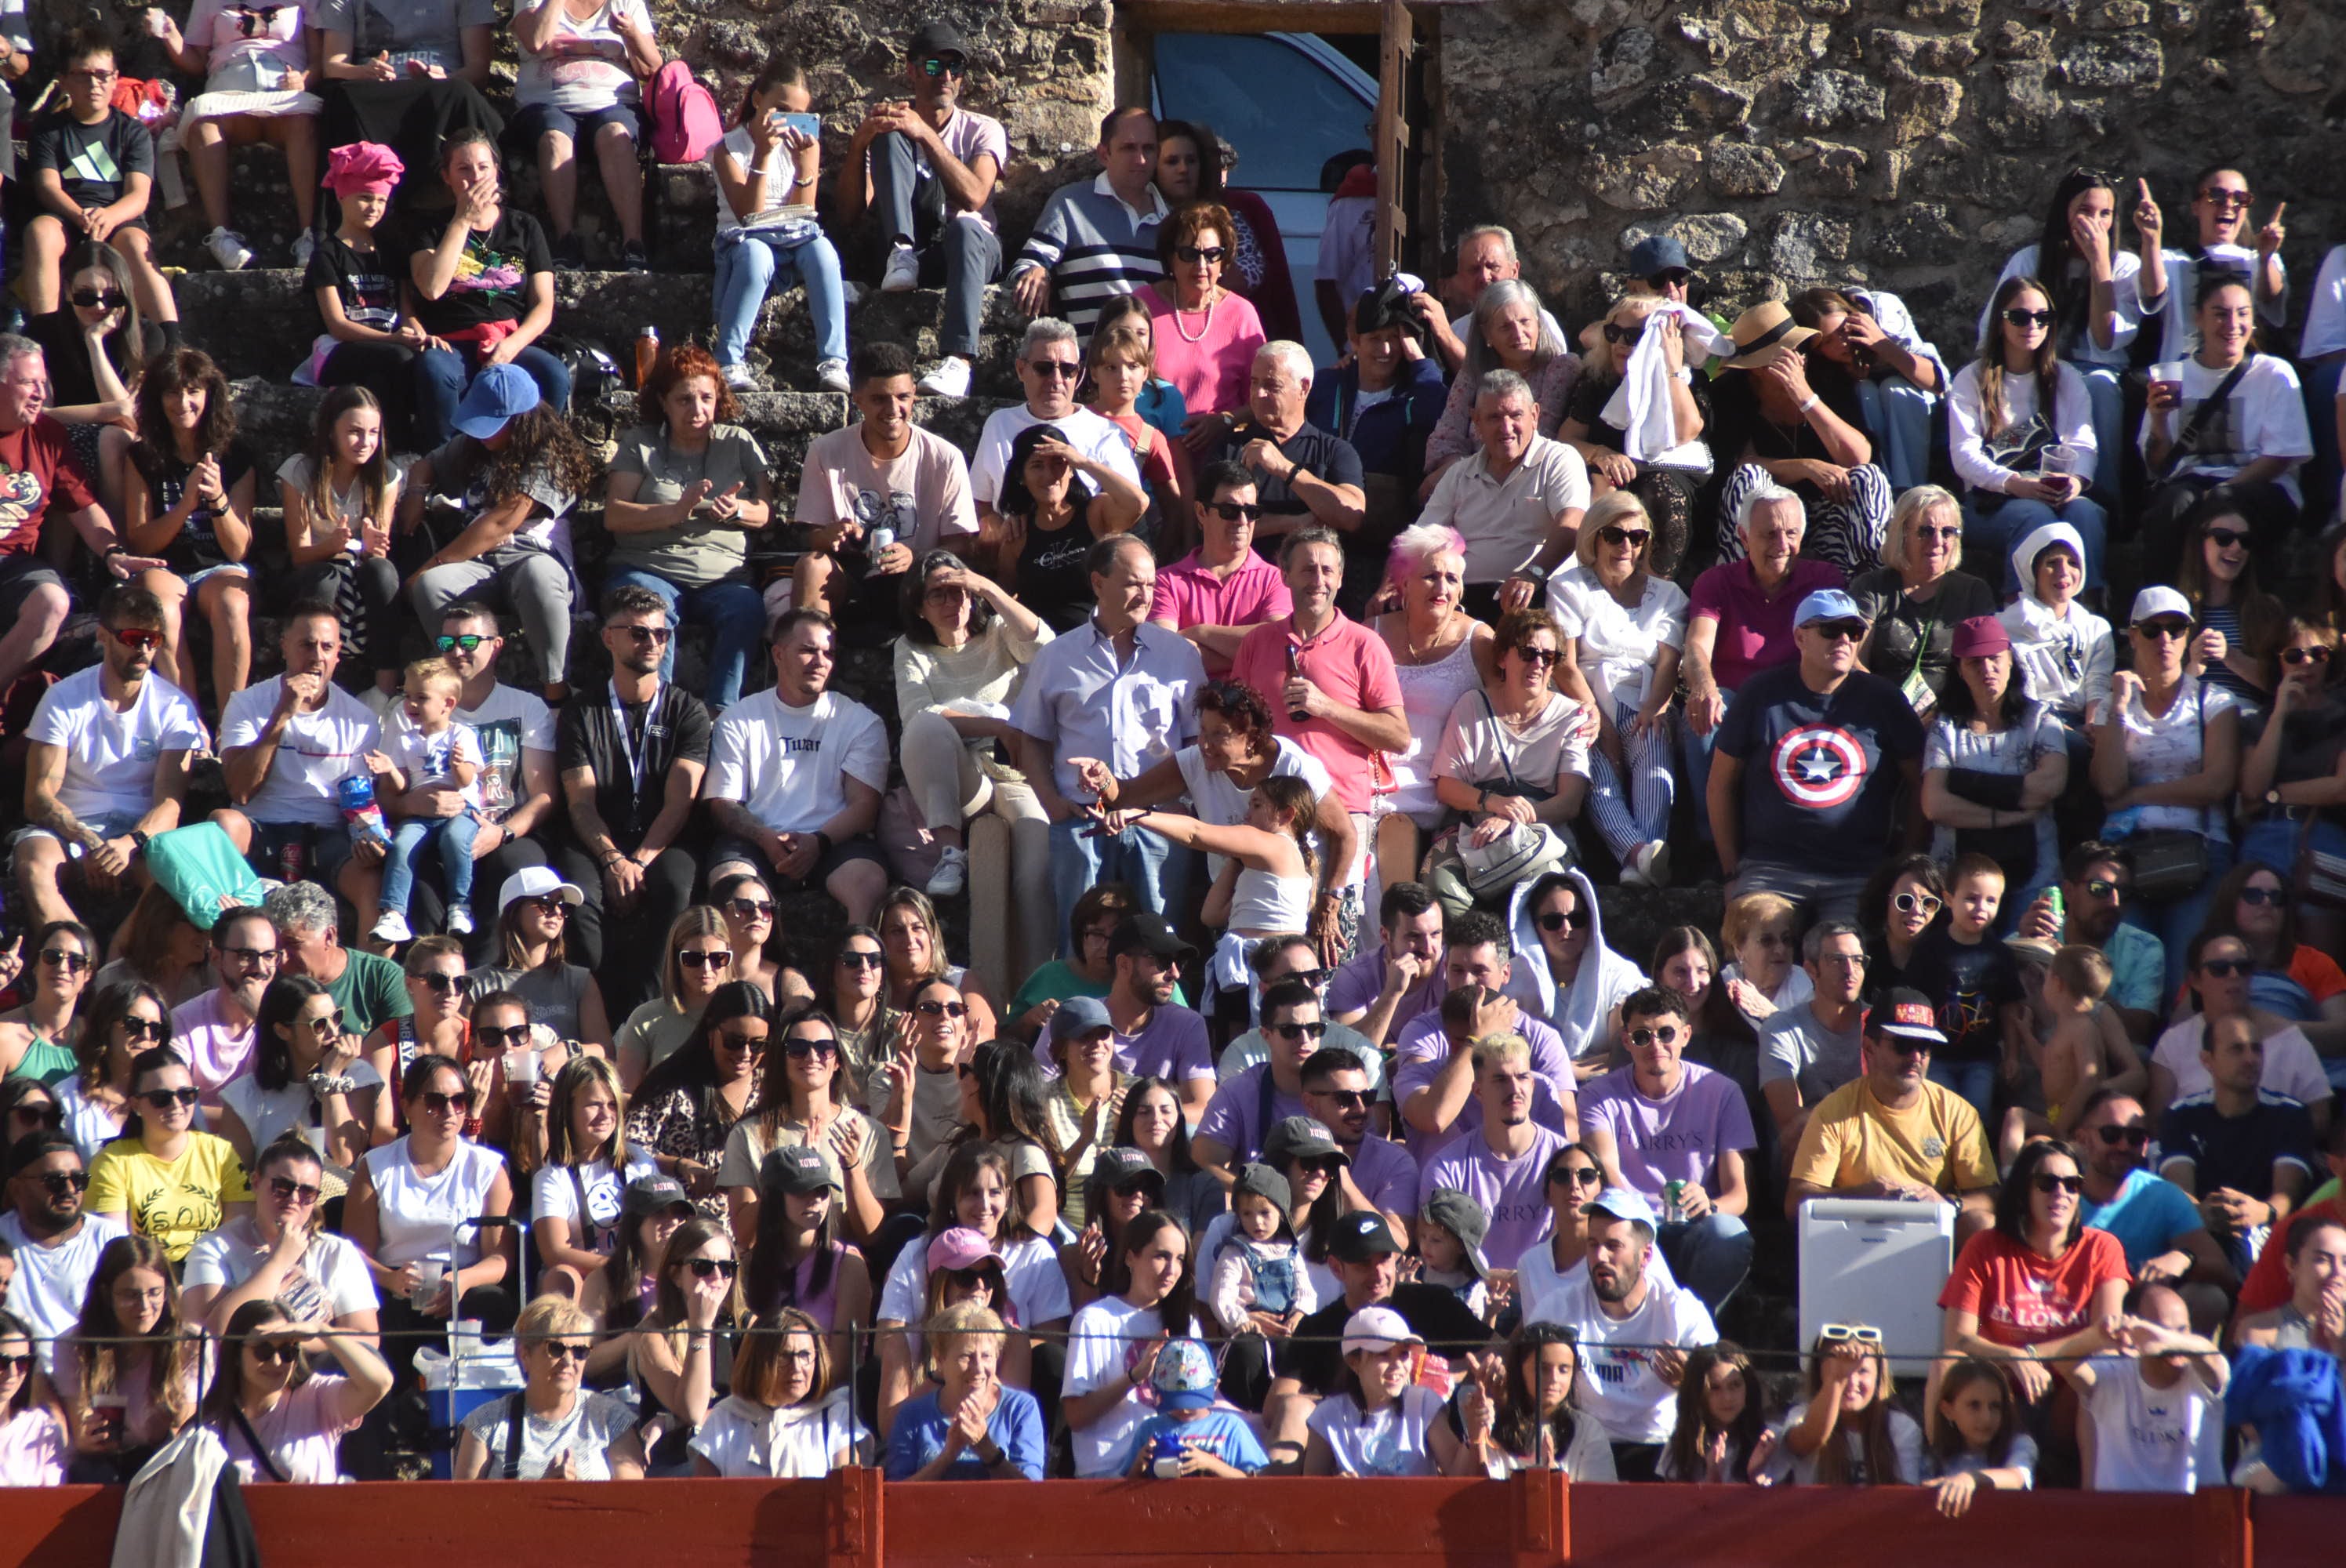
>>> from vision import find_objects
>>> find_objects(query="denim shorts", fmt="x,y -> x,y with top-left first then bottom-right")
507,100 -> 644,149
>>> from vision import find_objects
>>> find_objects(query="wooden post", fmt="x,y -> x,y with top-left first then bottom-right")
1509,1465 -> 1570,1568
1373,0 -> 1413,278
827,1465 -> 884,1568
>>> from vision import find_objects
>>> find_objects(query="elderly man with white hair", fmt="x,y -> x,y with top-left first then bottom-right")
1211,341 -> 1367,552
1417,368 -> 1590,619
968,318 -> 1146,557
1403,225 -> 1567,376
260,879 -> 415,1040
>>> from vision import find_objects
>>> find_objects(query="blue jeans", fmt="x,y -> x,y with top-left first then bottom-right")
1681,687 -> 1735,846
714,228 -> 846,367
1854,375 -> 1937,493
1657,1213 -> 1754,1313
2078,364 -> 2126,500
1928,1058 -> 1999,1121
2307,354 -> 2344,531
603,567 -> 766,711
1049,816 -> 1186,954
383,812 -> 480,916
1963,491 -> 2109,591
2119,833 -> 2234,998
414,343 -> 573,450
869,131 -> 1003,358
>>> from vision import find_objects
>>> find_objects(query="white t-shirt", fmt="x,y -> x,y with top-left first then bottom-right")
0,1211 -> 129,1376
2302,245 -> 2346,362
706,688 -> 891,837
688,1388 -> 866,1478
968,403 -> 1144,509
219,677 -> 382,829
384,715 -> 485,810
1305,1383 -> 1444,1476
1527,1272 -> 1716,1443
180,1216 -> 380,1324
712,124 -> 822,241
1063,1295 -> 1206,1477
2081,1356 -> 2225,1494
24,666 -> 208,822
455,684 -> 554,827
459,1389 -> 636,1479
2148,243 -> 2288,365
529,1151 -> 660,1254
2149,1018 -> 2333,1109
857,107 -> 1008,232
797,424 -> 979,555
514,0 -> 651,111
219,1062 -> 387,1175
1545,563 -> 1687,713
1763,1403 -> 1926,1485
1980,245 -> 2144,368
2087,674 -> 2239,838
1948,359 -> 2098,496
2135,354 -> 2312,500
359,1138 -> 505,1270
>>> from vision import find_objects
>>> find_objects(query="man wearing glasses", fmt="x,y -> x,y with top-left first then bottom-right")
1149,466 -> 1290,675
1709,586 -> 1926,923
169,908 -> 281,1115
2073,1087 -> 2235,1331
1576,987 -> 1756,1313
2014,841 -> 2166,1044
554,585 -> 710,1009
839,18 -> 1008,401
13,584 -> 205,928
967,318 -> 1142,556
0,1135 -> 126,1377
1194,976 -> 1330,1182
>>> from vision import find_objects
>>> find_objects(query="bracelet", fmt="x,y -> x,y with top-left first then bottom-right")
1796,394 -> 1820,414
103,543 -> 126,558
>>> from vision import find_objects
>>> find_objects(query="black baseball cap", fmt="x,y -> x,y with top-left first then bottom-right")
908,20 -> 968,58
1109,912 -> 1197,967
1328,1209 -> 1401,1262
621,1172 -> 695,1219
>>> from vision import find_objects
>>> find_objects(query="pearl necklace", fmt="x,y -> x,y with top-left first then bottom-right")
1171,290 -> 1219,343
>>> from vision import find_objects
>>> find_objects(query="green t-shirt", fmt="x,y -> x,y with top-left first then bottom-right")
1006,961 -> 1190,1018
325,949 -> 413,1037
605,423 -> 771,588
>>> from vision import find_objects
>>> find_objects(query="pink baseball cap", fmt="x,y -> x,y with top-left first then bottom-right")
928,1226 -> 1005,1274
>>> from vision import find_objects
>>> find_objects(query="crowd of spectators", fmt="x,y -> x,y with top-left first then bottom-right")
0,5 -> 2341,1512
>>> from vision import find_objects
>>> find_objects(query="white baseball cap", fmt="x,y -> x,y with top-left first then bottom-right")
497,864 -> 585,916
2128,586 -> 2192,625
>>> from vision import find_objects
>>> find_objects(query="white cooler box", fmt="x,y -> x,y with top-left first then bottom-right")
1797,1199 -> 1955,1379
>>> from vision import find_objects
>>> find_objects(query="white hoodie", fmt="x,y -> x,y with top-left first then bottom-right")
1996,521 -> 2113,720
1503,866 -> 1648,1065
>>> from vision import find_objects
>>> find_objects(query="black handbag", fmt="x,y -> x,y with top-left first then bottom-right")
2120,683 -> 2213,899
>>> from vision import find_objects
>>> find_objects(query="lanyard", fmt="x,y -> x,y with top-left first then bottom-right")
610,681 -> 660,804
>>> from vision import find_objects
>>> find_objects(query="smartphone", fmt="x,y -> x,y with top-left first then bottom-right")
779,112 -> 821,142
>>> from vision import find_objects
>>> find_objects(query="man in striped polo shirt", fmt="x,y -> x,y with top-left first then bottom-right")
1009,106 -> 1168,337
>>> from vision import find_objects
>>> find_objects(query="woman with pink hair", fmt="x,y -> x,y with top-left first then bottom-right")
1371,522 -> 1495,887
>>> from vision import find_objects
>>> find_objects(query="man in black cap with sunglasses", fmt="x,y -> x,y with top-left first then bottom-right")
0,1134 -> 125,1377
840,20 -> 1008,400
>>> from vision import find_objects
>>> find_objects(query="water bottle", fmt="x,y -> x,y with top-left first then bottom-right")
338,773 -> 388,846
634,325 -> 659,389
1149,1432 -> 1186,1479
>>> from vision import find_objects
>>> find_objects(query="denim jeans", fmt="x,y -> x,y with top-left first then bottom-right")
603,567 -> 766,711
1048,816 -> 1186,954
714,227 -> 846,367
383,811 -> 480,916
413,343 -> 572,450
1962,491 -> 2110,591
1927,1058 -> 1999,1122
1854,375 -> 1938,494
1657,1213 -> 1755,1314
869,130 -> 1003,359
2077,363 -> 2126,500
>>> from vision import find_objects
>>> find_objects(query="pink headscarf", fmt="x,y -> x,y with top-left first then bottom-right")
322,142 -> 405,198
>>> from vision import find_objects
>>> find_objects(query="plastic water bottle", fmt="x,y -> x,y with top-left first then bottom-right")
338,773 -> 388,845
634,325 -> 659,389
1149,1432 -> 1186,1479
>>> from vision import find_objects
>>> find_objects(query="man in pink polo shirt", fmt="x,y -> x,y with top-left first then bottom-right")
1229,527 -> 1407,956
1147,461 -> 1292,675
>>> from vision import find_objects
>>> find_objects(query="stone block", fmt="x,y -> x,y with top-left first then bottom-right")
2258,3 -> 2346,94
1620,212 -> 1752,265
2155,1 -> 2200,31
1765,212 -> 1852,279
1901,0 -> 1983,21
1867,202 -> 1964,264
1589,25 -> 1658,103
2082,0 -> 2152,25
1705,139 -> 1787,197
2059,34 -> 2165,90
1866,27 -> 1983,82
1788,68 -> 1887,131
1686,74 -> 1755,127
1989,20 -> 2054,57
1588,143 -> 1705,210
1800,143 -> 1871,198
1887,78 -> 1964,142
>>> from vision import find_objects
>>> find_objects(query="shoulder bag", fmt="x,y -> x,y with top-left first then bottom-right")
2119,682 -> 2213,899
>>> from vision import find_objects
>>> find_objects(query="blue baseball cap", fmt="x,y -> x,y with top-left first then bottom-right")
1795,588 -> 1865,627
452,363 -> 542,439
1582,1185 -> 1660,1232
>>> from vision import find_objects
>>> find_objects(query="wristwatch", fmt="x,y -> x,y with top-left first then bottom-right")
975,1437 -> 1004,1466
127,829 -> 150,856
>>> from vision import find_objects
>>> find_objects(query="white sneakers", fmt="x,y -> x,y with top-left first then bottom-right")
205,227 -> 252,271
370,910 -> 413,944
290,230 -> 318,270
1623,841 -> 1671,889
721,362 -> 757,392
447,906 -> 474,936
816,358 -> 852,394
917,356 -> 971,397
925,845 -> 968,898
881,243 -> 921,292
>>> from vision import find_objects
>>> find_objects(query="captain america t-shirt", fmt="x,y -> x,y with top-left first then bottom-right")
1713,662 -> 1924,870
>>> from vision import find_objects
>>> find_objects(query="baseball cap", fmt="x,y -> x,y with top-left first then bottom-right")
5,1132 -> 78,1181
1232,1162 -> 1292,1213
1420,1188 -> 1491,1278
1109,912 -> 1197,967
1092,1146 -> 1161,1192
1050,995 -> 1114,1043
1582,1185 -> 1660,1232
498,865 -> 584,916
1948,615 -> 2010,659
1869,986 -> 1949,1045
2130,585 -> 2192,625
1262,1116 -> 1346,1169
1627,234 -> 1691,279
621,1172 -> 693,1220
1149,1336 -> 1221,1411
906,19 -> 968,58
759,1144 -> 839,1197
1340,1305 -> 1424,1358
928,1225 -> 1006,1274
451,362 -> 541,439
1795,588 -> 1865,627
1327,1209 -> 1401,1262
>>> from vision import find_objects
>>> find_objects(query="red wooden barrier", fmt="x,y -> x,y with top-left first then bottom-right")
0,1473 -> 2331,1568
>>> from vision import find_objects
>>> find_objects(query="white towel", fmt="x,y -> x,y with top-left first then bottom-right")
1597,301 -> 1722,467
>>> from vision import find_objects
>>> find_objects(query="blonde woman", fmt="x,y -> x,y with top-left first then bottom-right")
615,907 -> 736,1090
456,1294 -> 645,1479
531,1054 -> 657,1285
1371,521 -> 1495,889
1848,485 -> 1996,719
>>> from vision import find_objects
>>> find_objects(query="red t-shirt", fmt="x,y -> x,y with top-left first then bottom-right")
1228,612 -> 1402,815
0,416 -> 96,554
2239,1195 -> 2346,1316
1936,1226 -> 2132,1348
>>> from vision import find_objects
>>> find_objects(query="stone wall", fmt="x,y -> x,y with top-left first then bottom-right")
1437,0 -> 2346,357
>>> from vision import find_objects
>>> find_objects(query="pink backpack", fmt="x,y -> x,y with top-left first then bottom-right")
648,60 -> 723,163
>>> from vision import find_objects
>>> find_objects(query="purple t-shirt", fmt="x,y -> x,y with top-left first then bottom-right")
1420,1124 -> 1574,1268
1576,1061 -> 1756,1200
1392,1010 -> 1574,1164
1343,1132 -> 1422,1217
1030,1003 -> 1216,1084
1324,946 -> 1445,1043
1195,1064 -> 1310,1163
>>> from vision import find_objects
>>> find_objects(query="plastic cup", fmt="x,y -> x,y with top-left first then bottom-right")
410,1258 -> 446,1310
143,9 -> 169,37
504,1047 -> 539,1088
2039,444 -> 2082,480
2150,361 -> 2185,402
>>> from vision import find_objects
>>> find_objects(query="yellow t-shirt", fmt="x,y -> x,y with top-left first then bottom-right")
1787,1078 -> 1996,1199
86,1133 -> 252,1262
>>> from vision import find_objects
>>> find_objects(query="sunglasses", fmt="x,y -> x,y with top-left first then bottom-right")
539,1341 -> 593,1364
783,1036 -> 842,1058
1810,620 -> 1868,642
417,971 -> 465,994
619,625 -> 672,645
106,627 -> 162,652
1625,1025 -> 1681,1047
303,1009 -> 346,1036
1876,1036 -> 1930,1057
1514,647 -> 1563,667
247,1341 -> 303,1367
2204,527 -> 2250,551
1912,524 -> 1963,543
121,1017 -> 167,1041
1536,908 -> 1589,931
2094,1124 -> 2151,1148
837,949 -> 884,969
1602,321 -> 1643,344
2198,957 -> 2251,978
1311,1088 -> 1371,1109
2239,885 -> 2286,906
67,67 -> 118,82
2082,877 -> 2124,900
69,289 -> 125,309
2001,307 -> 2057,327
38,1170 -> 91,1193
1552,1165 -> 1604,1189
0,1354 -> 33,1375
9,1102 -> 61,1127
2134,619 -> 2192,640
1269,1019 -> 1328,1040
2283,646 -> 2332,666
728,898 -> 776,920
522,895 -> 571,916
920,55 -> 966,77
915,1000 -> 971,1019
419,1090 -> 467,1115
681,1257 -> 740,1280
142,1087 -> 202,1110
1892,891 -> 1942,916
269,1175 -> 321,1204
2199,189 -> 2253,207
2032,1173 -> 2084,1195
1175,245 -> 1227,265
41,948 -> 90,971
1597,526 -> 1651,549
1028,360 -> 1081,379
474,1024 -> 532,1048
434,633 -> 488,654
679,949 -> 734,969
1208,501 -> 1262,522
218,946 -> 280,967
1819,1323 -> 1884,1346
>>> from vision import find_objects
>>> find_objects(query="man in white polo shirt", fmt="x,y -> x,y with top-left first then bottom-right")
1418,368 -> 1590,619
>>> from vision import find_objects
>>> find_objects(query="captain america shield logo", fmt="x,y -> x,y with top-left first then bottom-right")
1770,725 -> 1867,808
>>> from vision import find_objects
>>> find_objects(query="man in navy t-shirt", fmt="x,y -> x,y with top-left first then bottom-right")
1709,586 -> 1924,922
